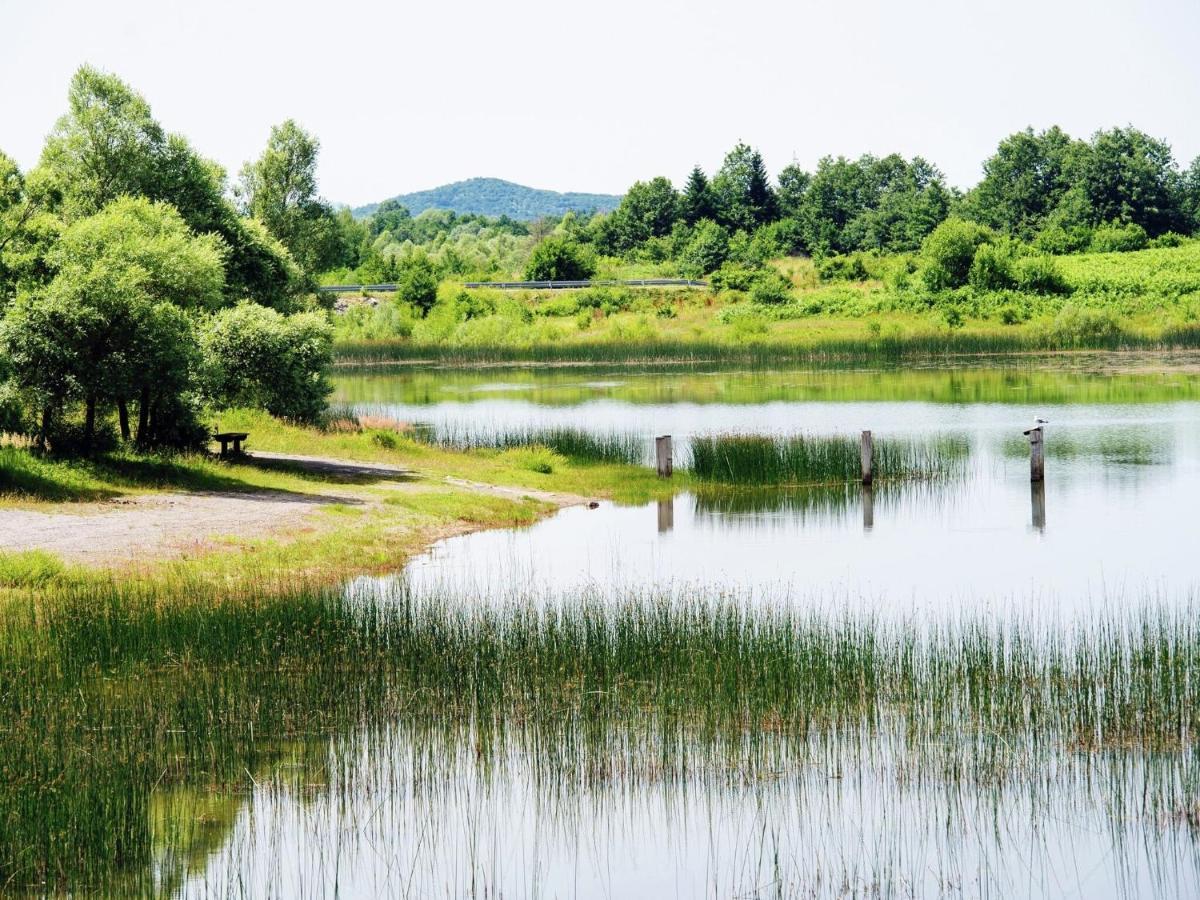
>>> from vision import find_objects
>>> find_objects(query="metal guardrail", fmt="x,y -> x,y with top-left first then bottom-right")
317,278 -> 708,293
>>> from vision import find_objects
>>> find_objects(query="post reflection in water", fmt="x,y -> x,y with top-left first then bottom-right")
862,484 -> 875,531
657,496 -> 674,534
1031,480 -> 1046,532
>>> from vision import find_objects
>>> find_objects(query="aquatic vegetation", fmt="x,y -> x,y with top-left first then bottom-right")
2,576 -> 1198,893
686,432 -> 969,485
408,422 -> 647,465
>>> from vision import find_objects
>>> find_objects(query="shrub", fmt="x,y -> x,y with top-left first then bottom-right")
920,218 -> 994,290
1033,225 -> 1093,255
968,240 -> 1020,291
710,263 -> 759,292
201,302 -> 333,422
1013,254 -> 1070,294
394,251 -> 440,315
1044,305 -> 1123,347
1150,232 -> 1185,249
998,304 -> 1024,325
678,219 -> 729,277
524,236 -> 596,281
748,270 -> 794,305
817,254 -> 870,282
1089,222 -> 1149,253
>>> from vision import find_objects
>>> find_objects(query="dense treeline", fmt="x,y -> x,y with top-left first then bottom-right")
334,125 -> 1200,322
0,66 -> 339,454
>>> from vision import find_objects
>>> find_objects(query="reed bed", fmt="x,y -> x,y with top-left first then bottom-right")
2,576 -> 1198,893
332,324 -> 1200,367
686,432 -> 969,485
408,422 -> 646,465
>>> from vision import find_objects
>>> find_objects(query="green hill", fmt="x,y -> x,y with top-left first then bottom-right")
352,177 -> 621,221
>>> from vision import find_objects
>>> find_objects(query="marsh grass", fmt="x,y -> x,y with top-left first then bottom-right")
687,433 -> 969,485
408,422 -> 646,465
2,575 -> 1198,892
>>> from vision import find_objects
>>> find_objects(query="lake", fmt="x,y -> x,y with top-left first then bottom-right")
173,362 -> 1200,897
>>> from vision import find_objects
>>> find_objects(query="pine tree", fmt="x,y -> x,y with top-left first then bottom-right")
712,143 -> 778,231
682,165 -> 714,225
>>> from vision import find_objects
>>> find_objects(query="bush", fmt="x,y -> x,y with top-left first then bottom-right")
1043,305 -> 1124,347
1033,225 -> 1093,255
678,219 -> 729,277
967,240 -> 1020,291
710,263 -> 759,292
524,236 -> 596,281
817,254 -> 870,282
920,218 -> 994,290
748,270 -> 794,305
394,251 -> 440,315
1013,254 -> 1070,294
1089,222 -> 1149,253
1150,232 -> 1186,249
201,302 -> 333,422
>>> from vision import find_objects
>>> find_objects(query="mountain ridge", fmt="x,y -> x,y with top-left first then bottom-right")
350,177 -> 622,221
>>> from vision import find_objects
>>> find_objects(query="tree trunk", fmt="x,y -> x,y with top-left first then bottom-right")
136,386 -> 151,448
84,394 -> 96,456
117,399 -> 131,443
38,407 -> 51,453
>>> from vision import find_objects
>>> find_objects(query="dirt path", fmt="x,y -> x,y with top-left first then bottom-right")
0,452 -> 587,565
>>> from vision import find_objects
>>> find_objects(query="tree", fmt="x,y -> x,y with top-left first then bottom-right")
0,197 -> 224,451
37,67 -> 303,308
524,236 -> 596,281
237,120 -> 341,274
609,177 -> 680,251
394,250 -> 440,314
1073,127 -> 1185,236
776,163 -> 811,220
678,219 -> 729,277
712,143 -> 777,232
201,303 -> 333,422
962,126 -> 1080,239
681,166 -> 715,226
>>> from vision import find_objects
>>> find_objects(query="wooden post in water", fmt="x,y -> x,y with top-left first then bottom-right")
860,430 -> 873,486
1026,426 -> 1044,482
862,483 -> 875,531
655,435 -> 673,478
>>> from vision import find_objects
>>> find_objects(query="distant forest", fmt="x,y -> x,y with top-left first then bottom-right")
351,178 -> 621,220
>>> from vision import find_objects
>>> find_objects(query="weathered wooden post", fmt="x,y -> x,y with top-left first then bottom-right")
657,496 -> 674,533
1030,480 -> 1046,532
655,435 -> 673,478
1025,425 -> 1044,482
862,483 -> 875,531
860,430 -> 873,486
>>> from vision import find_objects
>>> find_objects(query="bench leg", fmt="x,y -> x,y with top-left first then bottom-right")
233,438 -> 242,455
219,439 -> 229,458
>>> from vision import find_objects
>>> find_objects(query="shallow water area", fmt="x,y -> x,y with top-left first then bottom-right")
162,362 -> 1200,897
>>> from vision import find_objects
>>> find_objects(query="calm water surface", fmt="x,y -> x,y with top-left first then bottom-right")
178,364 -> 1200,898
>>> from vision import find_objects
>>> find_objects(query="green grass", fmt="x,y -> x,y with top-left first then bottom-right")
1,577 -> 1197,892
686,433 -> 969,485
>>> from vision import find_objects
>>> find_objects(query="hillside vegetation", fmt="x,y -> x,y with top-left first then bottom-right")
351,178 -> 621,220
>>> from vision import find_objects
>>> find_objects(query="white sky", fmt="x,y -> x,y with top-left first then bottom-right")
3,0 -> 1199,206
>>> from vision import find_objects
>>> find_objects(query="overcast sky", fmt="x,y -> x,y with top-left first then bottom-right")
4,0 -> 1199,206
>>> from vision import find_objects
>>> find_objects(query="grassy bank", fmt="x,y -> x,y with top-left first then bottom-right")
331,241 -> 1200,364
1,577 -> 1197,892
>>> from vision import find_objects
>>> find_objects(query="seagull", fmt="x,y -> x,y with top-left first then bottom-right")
1023,417 -> 1049,436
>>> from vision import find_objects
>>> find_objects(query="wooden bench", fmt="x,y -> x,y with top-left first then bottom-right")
213,432 -> 249,458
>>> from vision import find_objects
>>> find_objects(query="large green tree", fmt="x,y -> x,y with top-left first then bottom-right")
962,126 -> 1080,239
0,197 -> 224,451
608,177 -> 680,251
237,120 -> 343,274
37,66 -> 302,307
1073,127 -> 1185,236
711,143 -> 777,232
